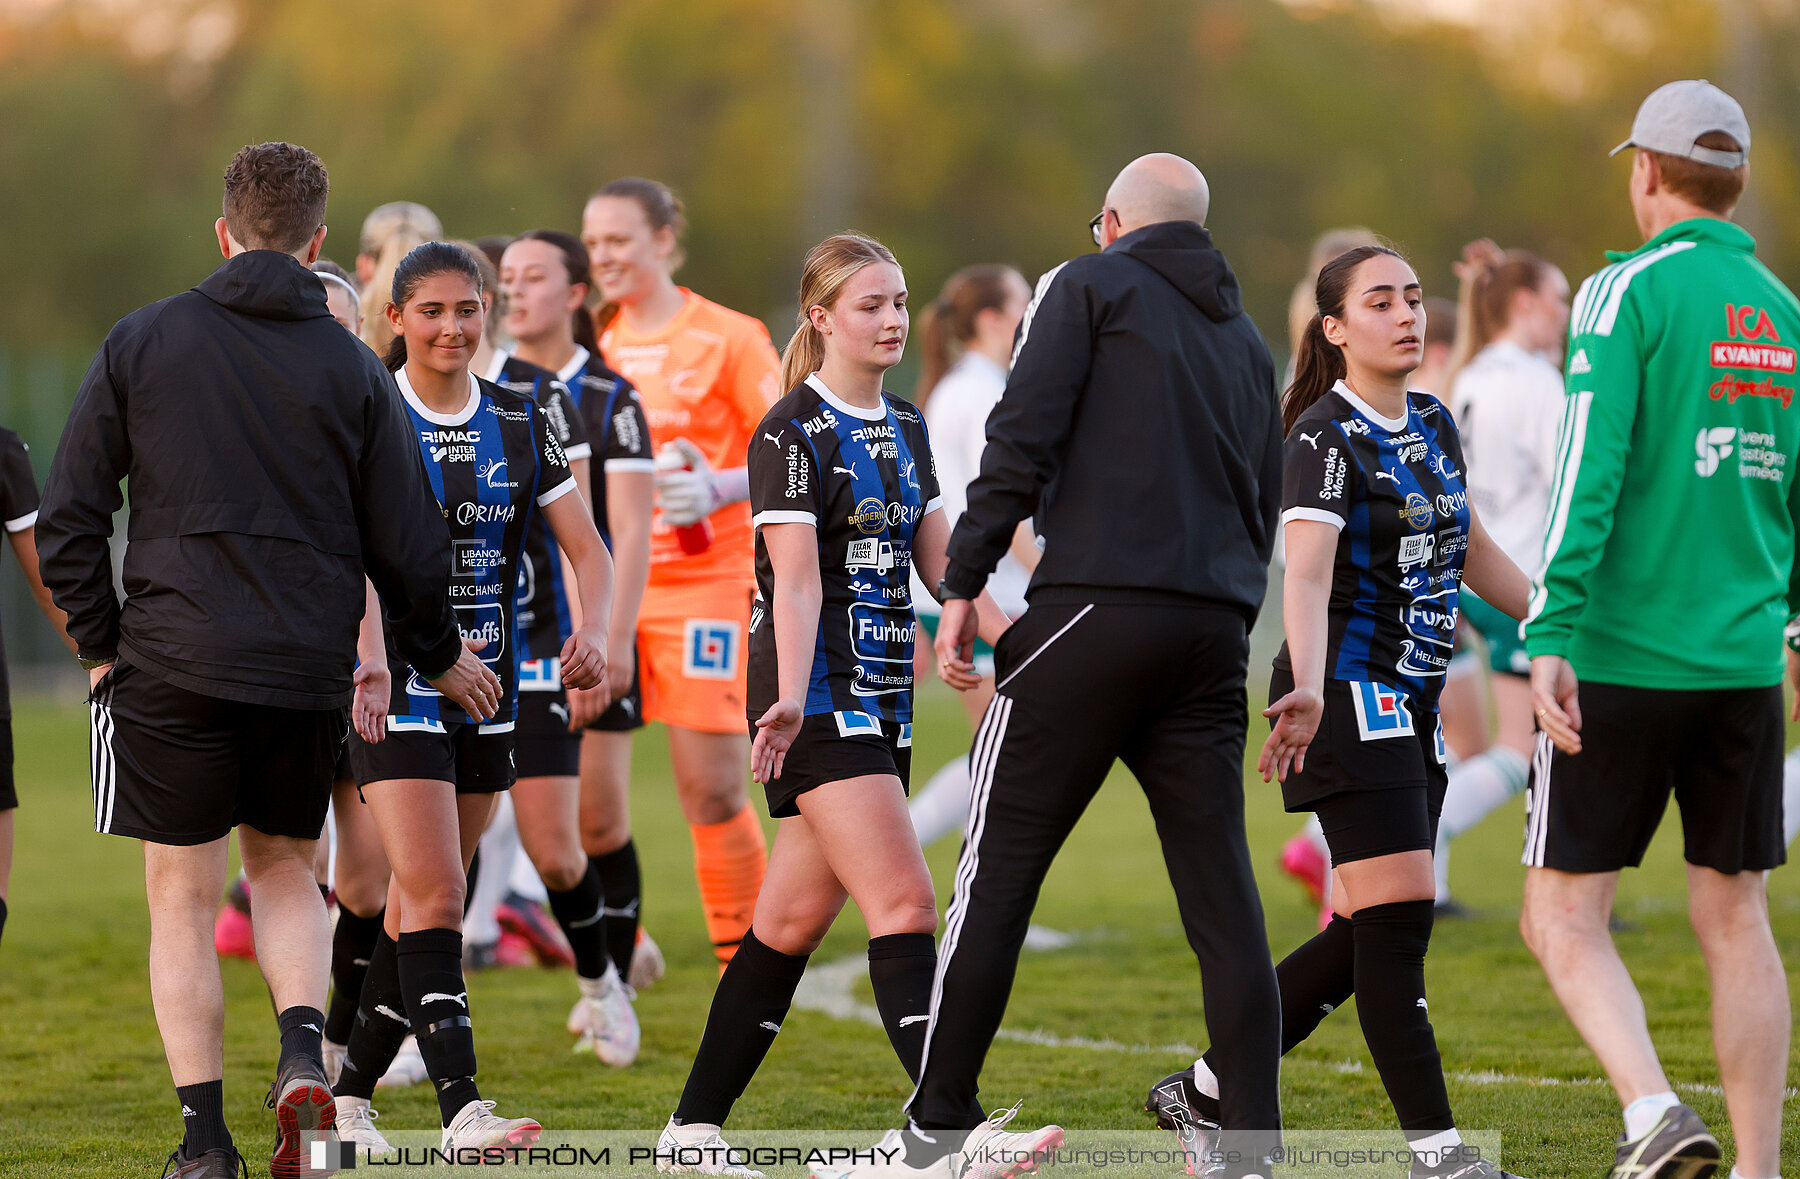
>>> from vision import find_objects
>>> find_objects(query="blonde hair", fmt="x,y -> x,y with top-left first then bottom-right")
780,233 -> 900,392
358,201 -> 443,354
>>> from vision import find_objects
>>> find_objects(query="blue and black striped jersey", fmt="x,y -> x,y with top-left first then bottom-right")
1274,381 -> 1471,709
745,374 -> 942,734
384,369 -> 576,732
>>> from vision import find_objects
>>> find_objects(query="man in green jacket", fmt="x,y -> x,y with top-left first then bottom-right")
1523,80 -> 1795,1179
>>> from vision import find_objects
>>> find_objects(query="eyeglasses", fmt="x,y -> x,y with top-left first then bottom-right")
1089,208 -> 1112,247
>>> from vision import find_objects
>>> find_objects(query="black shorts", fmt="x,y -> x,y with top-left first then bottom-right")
586,649 -> 645,733
1270,667 -> 1447,813
754,711 -> 912,819
1314,784 -> 1440,865
0,715 -> 16,811
514,690 -> 581,779
349,722 -> 516,794
90,658 -> 344,845
1523,681 -> 1785,874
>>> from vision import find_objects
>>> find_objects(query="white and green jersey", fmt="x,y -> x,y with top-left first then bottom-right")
1524,218 -> 1800,689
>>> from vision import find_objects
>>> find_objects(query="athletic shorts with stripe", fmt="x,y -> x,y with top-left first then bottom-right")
1522,681 -> 1785,873
89,657 -> 344,845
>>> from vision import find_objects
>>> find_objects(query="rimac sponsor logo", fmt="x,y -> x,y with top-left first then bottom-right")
1400,491 -> 1433,531
456,501 -> 516,526
785,444 -> 808,499
423,428 -> 479,464
1390,431 -> 1427,466
849,497 -> 887,535
1319,447 -> 1345,501
852,423 -> 898,460
801,407 -> 841,437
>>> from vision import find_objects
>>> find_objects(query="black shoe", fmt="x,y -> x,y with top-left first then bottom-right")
1408,1144 -> 1527,1179
1145,1065 -> 1222,1177
160,1145 -> 247,1178
1609,1103 -> 1719,1179
1433,897 -> 1476,920
267,1054 -> 339,1179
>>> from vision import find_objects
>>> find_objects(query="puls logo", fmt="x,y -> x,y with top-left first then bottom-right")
1696,426 -> 1736,477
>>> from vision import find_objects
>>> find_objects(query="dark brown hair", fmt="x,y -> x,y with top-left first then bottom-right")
1647,131 -> 1747,215
589,177 -> 688,333
381,242 -> 484,372
1282,245 -> 1406,435
914,264 -> 1022,406
221,142 -> 329,253
515,229 -> 598,354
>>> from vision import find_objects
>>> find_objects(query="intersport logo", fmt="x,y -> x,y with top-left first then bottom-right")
1695,427 -> 1736,477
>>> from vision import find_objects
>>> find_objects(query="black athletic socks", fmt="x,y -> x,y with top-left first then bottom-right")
673,927 -> 810,1127
867,932 -> 937,1081
1352,899 -> 1453,1134
592,842 -> 641,979
397,928 -> 481,1125
546,863 -> 609,980
325,906 -> 384,1044
176,1079 -> 232,1158
334,931 -> 408,1102
1195,912 -> 1356,1112
0,894 -> 8,945
276,1005 -> 326,1076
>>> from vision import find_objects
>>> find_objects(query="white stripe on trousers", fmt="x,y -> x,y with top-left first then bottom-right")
1522,730 -> 1554,867
907,692 -> 1013,1109
90,675 -> 117,834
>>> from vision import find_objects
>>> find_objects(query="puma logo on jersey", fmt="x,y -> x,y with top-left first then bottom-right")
549,701 -> 570,724
1373,469 -> 1400,483
764,431 -> 784,446
898,1015 -> 930,1027
423,991 -> 469,1009
834,463 -> 858,478
1298,431 -> 1321,449
759,1020 -> 782,1033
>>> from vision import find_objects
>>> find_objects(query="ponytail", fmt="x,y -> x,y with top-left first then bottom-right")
913,264 -> 1021,406
1440,246 -> 1553,402
780,233 -> 900,393
913,300 -> 952,407
511,229 -> 599,356
1280,244 -> 1402,435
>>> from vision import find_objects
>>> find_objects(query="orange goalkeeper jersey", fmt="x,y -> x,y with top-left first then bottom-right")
600,288 -> 782,587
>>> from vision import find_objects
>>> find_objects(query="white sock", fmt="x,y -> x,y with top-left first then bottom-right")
506,833 -> 549,904
1304,813 -> 1328,857
1438,746 -> 1530,840
1407,1128 -> 1463,1155
909,756 -> 973,848
1783,748 -> 1800,847
1622,1091 -> 1679,1141
1730,1167 -> 1779,1179
1433,823 -> 1453,904
1192,1057 -> 1221,1101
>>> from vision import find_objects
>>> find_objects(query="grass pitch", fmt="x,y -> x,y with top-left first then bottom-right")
1,681 -> 1796,1177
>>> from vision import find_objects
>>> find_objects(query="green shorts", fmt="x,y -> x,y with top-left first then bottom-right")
1460,591 -> 1528,677
917,612 -> 996,678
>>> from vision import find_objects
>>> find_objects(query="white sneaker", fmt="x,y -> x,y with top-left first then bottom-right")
375,1034 -> 428,1088
321,1039 -> 346,1088
334,1096 -> 391,1159
961,1101 -> 1065,1179
571,967 -> 641,1066
630,928 -> 667,990
441,1099 -> 542,1153
656,1115 -> 764,1177
1022,925 -> 1074,952
807,1129 -> 950,1179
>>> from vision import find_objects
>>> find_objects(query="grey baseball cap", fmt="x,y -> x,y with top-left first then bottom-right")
1610,80 -> 1750,167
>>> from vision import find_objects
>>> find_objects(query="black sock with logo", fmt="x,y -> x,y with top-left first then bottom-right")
397,928 -> 481,1125
276,1005 -> 326,1076
325,906 -> 384,1045
176,1079 -> 232,1158
1353,900 -> 1453,1134
333,931 -> 408,1102
546,862 -> 609,981
673,928 -> 809,1127
592,841 -> 642,979
867,933 -> 937,1081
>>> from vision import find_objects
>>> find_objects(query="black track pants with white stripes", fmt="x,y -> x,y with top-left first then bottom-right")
908,598 -> 1282,1135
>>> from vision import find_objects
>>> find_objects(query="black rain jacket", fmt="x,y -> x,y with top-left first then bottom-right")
37,250 -> 462,709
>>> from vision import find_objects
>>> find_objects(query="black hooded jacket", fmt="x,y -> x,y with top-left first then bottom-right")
941,221 -> 1282,620
37,249 -> 463,709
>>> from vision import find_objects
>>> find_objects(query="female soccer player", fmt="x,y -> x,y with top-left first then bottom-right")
1432,242 -> 1569,908
1149,245 -> 1532,1179
354,201 -> 442,357
330,242 -> 614,1157
904,264 -> 1039,851
655,234 -> 1017,1173
581,178 -> 778,969
496,229 -> 656,1064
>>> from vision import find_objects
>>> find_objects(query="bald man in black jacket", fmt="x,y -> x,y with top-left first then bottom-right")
37,142 -> 496,1179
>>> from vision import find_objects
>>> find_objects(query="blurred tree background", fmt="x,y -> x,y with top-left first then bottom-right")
1,0 -> 1797,667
